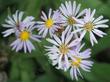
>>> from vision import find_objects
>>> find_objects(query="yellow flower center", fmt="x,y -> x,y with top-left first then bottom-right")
67,16 -> 76,25
71,56 -> 82,67
20,31 -> 30,41
84,22 -> 94,31
45,18 -> 54,28
59,44 -> 69,55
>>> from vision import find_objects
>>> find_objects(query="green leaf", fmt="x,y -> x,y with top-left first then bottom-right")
92,29 -> 110,56
19,57 -> 36,82
83,62 -> 110,82
9,60 -> 20,80
35,74 -> 59,82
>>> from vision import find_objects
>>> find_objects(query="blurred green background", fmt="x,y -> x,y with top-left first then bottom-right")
0,0 -> 110,82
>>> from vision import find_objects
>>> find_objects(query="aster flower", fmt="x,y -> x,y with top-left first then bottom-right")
10,24 -> 41,53
37,9 -> 63,38
45,29 -> 80,71
2,10 -> 35,37
75,8 -> 109,46
69,44 -> 93,80
59,1 -> 86,33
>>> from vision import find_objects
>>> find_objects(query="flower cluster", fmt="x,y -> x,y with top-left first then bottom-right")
2,1 -> 109,80
2,11 -> 41,53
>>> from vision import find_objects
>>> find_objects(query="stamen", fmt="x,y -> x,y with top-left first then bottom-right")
67,16 -> 76,25
45,18 -> 54,28
71,56 -> 82,67
84,22 -> 94,31
20,31 -> 30,41
59,44 -> 69,55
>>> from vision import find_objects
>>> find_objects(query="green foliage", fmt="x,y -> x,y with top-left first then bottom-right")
83,62 -> 110,82
0,0 -> 110,82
